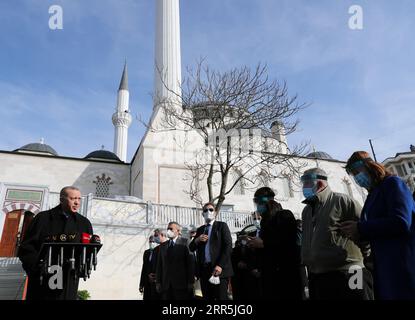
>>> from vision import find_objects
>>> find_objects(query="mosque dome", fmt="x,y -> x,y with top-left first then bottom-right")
84,150 -> 122,162
15,141 -> 58,156
306,151 -> 333,160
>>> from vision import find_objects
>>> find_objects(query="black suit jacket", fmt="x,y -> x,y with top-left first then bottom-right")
189,221 -> 234,278
260,209 -> 301,268
140,249 -> 153,289
156,239 -> 195,292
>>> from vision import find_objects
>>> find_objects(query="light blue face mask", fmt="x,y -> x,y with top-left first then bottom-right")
253,219 -> 261,229
354,172 -> 372,189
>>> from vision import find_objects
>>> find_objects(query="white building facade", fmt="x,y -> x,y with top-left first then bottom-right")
383,145 -> 415,192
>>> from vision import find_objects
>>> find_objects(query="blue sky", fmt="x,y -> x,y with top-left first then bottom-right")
0,0 -> 413,162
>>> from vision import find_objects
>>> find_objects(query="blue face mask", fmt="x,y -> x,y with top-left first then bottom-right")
302,187 -> 316,199
354,172 -> 371,189
253,219 -> 261,229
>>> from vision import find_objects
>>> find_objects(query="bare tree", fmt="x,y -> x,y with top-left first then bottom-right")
155,60 -> 309,210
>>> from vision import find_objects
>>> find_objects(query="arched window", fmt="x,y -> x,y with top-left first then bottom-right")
93,173 -> 113,198
280,176 -> 292,198
258,170 -> 270,187
232,170 -> 245,195
275,176 -> 292,200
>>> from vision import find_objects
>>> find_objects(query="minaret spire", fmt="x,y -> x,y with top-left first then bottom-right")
118,61 -> 128,91
154,0 -> 182,109
112,61 -> 132,162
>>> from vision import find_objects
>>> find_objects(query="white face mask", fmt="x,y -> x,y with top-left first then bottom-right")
203,209 -> 216,223
208,275 -> 220,285
149,242 -> 158,250
253,219 -> 261,229
166,229 -> 175,239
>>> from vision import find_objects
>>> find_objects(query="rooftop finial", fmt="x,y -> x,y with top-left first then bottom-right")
40,138 -> 45,144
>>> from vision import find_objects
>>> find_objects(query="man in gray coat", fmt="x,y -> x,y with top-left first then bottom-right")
300,168 -> 373,300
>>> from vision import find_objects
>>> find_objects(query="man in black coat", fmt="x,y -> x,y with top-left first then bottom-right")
18,186 -> 93,300
139,234 -> 159,300
156,222 -> 195,300
189,202 -> 233,300
247,187 -> 303,300
231,223 -> 263,300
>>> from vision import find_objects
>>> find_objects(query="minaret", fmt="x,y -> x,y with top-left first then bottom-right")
154,0 -> 182,109
112,62 -> 132,162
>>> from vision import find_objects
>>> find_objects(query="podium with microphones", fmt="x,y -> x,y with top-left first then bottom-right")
38,233 -> 102,288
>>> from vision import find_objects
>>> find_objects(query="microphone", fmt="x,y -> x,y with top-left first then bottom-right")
90,235 -> 101,244
81,233 -> 91,244
90,235 -> 101,270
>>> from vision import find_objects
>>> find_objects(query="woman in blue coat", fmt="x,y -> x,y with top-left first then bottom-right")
340,151 -> 415,299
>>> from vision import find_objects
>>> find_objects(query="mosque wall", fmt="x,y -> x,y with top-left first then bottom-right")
0,152 -> 130,196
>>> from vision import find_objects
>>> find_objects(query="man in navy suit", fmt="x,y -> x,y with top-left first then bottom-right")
189,202 -> 233,300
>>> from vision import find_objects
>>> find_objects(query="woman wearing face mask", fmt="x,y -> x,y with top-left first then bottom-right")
340,151 -> 415,299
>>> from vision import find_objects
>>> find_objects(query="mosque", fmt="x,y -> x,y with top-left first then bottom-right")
0,0 -> 370,299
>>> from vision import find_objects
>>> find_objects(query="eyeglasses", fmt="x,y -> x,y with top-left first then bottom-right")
203,208 -> 214,213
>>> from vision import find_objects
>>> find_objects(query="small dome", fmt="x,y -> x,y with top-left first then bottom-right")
307,151 -> 333,160
15,142 -> 58,156
84,150 -> 121,162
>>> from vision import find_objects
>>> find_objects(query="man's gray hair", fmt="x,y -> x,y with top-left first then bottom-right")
60,186 -> 80,200
168,221 -> 182,232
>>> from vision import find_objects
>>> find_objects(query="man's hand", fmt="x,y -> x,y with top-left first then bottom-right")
213,265 -> 222,276
247,237 -> 264,249
196,234 -> 209,244
251,269 -> 261,278
148,273 -> 156,283
237,261 -> 247,270
339,221 -> 360,242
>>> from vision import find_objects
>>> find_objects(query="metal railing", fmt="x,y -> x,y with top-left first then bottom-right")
44,192 -> 254,233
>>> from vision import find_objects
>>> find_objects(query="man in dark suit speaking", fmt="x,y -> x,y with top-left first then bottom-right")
189,202 -> 233,300
18,186 -> 93,300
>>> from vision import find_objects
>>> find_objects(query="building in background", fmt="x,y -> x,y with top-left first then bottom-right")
383,145 -> 415,192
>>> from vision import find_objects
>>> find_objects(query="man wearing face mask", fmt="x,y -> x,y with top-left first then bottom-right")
189,202 -> 233,300
140,236 -> 158,300
247,187 -> 303,300
300,168 -> 373,300
155,222 -> 195,300
149,229 -> 167,300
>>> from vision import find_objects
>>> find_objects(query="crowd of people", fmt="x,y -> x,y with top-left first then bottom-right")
140,151 -> 415,300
